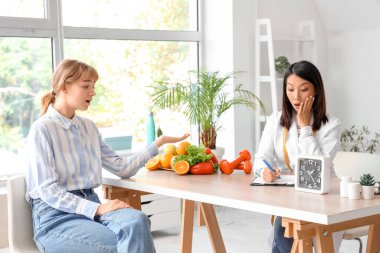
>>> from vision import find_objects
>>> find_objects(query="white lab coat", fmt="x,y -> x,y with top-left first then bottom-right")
254,111 -> 342,177
254,111 -> 343,252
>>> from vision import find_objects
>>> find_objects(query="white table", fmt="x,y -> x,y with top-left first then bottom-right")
102,169 -> 380,253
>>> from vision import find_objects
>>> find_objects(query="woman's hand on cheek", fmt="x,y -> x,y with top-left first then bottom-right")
297,96 -> 314,128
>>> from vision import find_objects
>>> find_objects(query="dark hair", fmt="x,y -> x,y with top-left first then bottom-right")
280,60 -> 328,131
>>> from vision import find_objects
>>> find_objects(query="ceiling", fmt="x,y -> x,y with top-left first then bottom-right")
314,0 -> 380,34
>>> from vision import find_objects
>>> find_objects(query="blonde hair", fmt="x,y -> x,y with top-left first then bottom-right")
40,59 -> 99,115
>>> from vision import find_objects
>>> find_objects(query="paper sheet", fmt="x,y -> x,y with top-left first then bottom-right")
251,175 -> 295,186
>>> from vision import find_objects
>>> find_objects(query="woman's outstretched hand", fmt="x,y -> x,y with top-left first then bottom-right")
297,96 -> 314,128
154,133 -> 190,148
95,199 -> 131,216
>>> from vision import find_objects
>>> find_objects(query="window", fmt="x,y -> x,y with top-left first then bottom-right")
62,0 -> 198,31
0,0 -> 45,18
0,37 -> 52,179
0,0 -> 200,179
64,39 -> 197,144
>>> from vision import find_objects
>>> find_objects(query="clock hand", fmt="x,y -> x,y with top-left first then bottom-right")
307,170 -> 316,184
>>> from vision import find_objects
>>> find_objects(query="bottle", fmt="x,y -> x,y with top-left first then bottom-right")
340,176 -> 352,198
146,112 -> 156,144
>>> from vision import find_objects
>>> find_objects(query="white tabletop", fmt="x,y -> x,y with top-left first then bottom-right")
102,169 -> 380,225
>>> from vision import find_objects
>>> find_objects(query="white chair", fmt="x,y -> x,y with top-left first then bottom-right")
333,151 -> 380,253
7,175 -> 40,253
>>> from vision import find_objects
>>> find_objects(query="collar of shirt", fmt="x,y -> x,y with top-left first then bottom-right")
47,105 -> 80,130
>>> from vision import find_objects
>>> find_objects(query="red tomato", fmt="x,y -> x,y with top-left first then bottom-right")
204,147 -> 219,164
189,161 -> 214,175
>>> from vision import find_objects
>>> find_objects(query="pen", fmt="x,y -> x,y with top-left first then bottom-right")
262,159 -> 281,179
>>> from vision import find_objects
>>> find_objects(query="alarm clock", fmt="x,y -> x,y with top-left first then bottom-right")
295,155 -> 331,194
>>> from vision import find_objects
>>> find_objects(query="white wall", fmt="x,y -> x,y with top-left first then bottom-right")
202,0 -> 235,159
232,0 -> 257,156
202,0 -> 259,159
326,28 -> 380,133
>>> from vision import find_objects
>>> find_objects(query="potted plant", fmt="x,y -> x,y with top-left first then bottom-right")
360,173 -> 376,199
150,70 -> 264,156
274,56 -> 290,76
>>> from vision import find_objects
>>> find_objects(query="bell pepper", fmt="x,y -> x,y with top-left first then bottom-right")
189,161 -> 214,175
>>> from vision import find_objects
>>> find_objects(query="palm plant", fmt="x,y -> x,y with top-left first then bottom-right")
150,70 -> 264,149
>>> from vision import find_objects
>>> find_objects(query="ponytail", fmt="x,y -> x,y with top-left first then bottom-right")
40,91 -> 56,115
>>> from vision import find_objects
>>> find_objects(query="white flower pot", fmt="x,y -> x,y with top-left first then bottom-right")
211,147 -> 225,162
362,185 -> 375,200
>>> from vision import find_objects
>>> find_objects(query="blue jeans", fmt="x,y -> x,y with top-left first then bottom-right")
30,189 -> 156,253
272,216 -> 293,253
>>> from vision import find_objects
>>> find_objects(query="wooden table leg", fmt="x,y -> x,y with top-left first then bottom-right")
314,226 -> 334,253
283,218 -> 315,253
197,202 -> 206,226
290,238 -> 313,253
200,202 -> 226,253
181,199 -> 195,253
367,223 -> 380,253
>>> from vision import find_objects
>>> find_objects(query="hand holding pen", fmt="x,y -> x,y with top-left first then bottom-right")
262,159 -> 281,182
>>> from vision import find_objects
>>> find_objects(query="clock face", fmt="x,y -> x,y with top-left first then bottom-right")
298,158 -> 322,190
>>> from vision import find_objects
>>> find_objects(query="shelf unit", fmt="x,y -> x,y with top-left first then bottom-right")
254,19 -> 316,147
254,18 -> 278,148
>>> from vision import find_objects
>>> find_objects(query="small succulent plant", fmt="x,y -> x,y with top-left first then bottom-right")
360,173 -> 376,186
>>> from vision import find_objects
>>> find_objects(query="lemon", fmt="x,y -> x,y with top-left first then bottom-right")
164,144 -> 177,156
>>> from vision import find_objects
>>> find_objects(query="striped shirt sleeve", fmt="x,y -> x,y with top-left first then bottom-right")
98,129 -> 159,178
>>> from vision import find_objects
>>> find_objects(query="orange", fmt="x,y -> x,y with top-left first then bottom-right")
174,160 -> 190,175
160,153 -> 174,169
145,156 -> 160,171
176,141 -> 191,155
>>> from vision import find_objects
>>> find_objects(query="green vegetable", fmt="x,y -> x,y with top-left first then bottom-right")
174,145 -> 212,167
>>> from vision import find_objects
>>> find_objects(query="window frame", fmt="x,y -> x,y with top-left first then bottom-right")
0,0 -> 202,70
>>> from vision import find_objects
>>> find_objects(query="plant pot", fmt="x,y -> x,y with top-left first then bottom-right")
362,185 -> 375,200
211,147 -> 225,162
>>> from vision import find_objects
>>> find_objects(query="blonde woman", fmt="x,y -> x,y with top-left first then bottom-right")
26,59 -> 189,253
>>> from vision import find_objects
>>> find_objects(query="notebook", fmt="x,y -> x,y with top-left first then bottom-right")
250,175 -> 295,187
